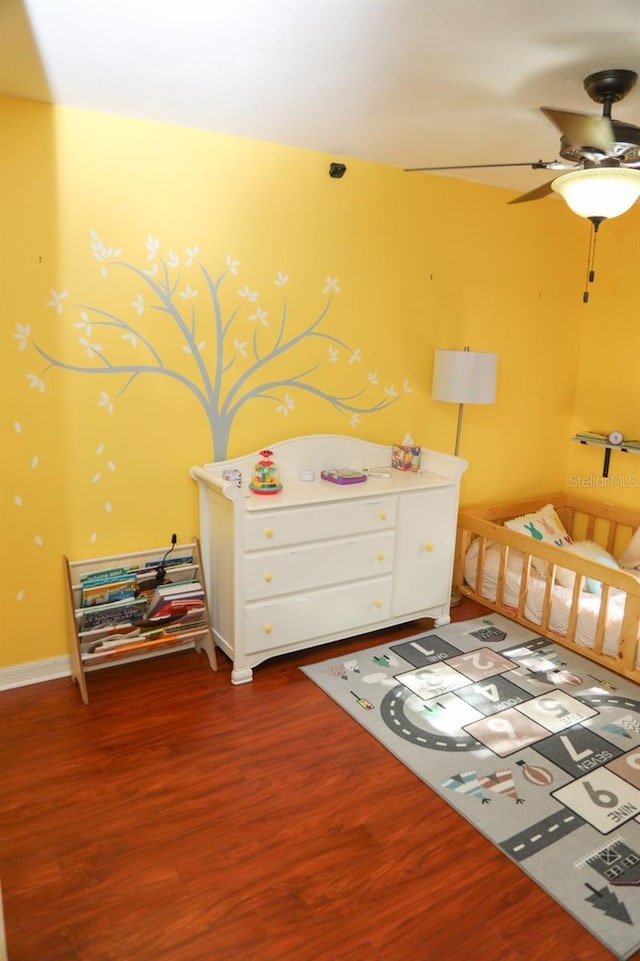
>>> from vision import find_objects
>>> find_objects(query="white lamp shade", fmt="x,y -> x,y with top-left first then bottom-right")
551,167 -> 640,220
432,349 -> 497,405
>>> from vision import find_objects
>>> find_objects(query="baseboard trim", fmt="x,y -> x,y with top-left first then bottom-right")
0,642 -> 202,694
0,656 -> 71,692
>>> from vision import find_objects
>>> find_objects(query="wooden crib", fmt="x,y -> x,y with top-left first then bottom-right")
453,494 -> 640,683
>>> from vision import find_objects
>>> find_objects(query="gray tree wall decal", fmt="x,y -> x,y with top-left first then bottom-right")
25,233 -> 408,460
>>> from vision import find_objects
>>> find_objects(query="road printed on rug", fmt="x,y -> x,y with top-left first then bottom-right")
302,617 -> 640,959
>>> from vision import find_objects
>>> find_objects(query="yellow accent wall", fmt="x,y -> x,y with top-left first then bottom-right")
566,204 -> 640,509
1,95 -> 638,669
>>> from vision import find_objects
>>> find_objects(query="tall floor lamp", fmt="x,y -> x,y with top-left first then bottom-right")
432,346 -> 498,607
432,347 -> 498,456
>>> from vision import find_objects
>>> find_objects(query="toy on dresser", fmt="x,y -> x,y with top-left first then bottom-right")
249,449 -> 283,494
320,468 -> 367,485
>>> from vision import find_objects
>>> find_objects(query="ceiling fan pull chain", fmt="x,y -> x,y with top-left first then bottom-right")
582,219 -> 601,303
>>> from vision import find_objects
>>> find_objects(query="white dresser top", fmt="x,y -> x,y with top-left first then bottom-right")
191,433 -> 467,513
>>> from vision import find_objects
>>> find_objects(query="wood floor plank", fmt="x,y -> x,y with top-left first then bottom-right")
1,600 -> 638,961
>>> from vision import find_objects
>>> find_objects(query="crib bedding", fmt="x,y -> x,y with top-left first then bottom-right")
463,538 -> 628,660
454,494 -> 640,683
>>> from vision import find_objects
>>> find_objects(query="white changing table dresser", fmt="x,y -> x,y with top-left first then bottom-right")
190,435 -> 467,683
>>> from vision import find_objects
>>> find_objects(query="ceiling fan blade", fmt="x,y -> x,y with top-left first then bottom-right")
507,180 -> 557,205
404,160 -> 554,172
540,107 -> 614,154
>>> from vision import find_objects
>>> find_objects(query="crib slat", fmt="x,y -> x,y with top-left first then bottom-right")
517,555 -> 531,617
495,545 -> 509,606
566,576 -> 582,643
593,586 -> 609,655
605,521 -> 617,555
540,565 -> 554,632
476,537 -> 487,595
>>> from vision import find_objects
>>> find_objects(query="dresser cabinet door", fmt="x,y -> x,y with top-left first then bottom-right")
391,487 -> 457,616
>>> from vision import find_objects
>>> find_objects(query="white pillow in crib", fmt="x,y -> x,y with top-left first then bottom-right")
504,503 -> 572,575
618,527 -> 640,571
555,540 -> 619,595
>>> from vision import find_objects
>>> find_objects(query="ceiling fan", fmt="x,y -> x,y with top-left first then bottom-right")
405,68 -> 640,221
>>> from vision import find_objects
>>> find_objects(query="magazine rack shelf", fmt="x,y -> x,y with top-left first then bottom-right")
64,539 -> 216,704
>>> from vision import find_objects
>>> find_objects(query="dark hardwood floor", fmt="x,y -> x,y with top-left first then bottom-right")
1,599 -> 637,961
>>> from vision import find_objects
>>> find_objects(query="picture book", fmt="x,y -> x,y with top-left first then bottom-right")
80,566 -> 132,586
143,554 -> 193,570
78,598 -> 147,633
146,580 -> 205,620
147,597 -> 205,621
81,576 -> 137,608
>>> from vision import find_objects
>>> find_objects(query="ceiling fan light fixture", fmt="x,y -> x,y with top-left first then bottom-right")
551,167 -> 640,220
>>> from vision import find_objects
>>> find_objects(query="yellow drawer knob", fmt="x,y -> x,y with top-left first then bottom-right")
374,598 -> 383,608
264,572 -> 272,583
264,623 -> 273,634
376,552 -> 385,561
264,528 -> 274,538
425,542 -> 434,552
379,511 -> 387,521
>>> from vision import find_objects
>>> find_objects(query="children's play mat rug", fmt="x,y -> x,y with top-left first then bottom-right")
302,615 -> 640,960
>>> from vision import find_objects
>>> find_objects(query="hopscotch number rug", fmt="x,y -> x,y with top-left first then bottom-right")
302,615 -> 640,960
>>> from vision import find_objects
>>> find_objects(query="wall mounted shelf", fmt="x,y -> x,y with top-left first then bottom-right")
571,436 -> 640,478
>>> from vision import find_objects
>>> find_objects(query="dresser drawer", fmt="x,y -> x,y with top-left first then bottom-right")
243,577 -> 393,653
244,497 -> 397,551
243,530 -> 395,600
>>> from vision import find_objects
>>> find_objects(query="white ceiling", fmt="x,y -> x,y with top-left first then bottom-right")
1,0 -> 639,193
